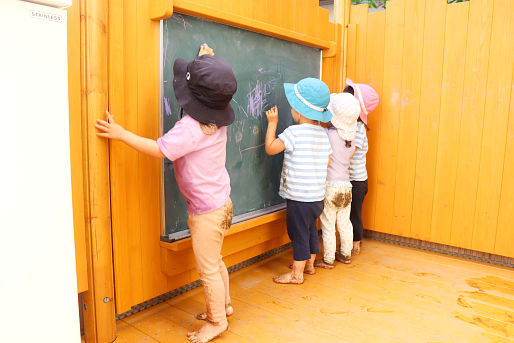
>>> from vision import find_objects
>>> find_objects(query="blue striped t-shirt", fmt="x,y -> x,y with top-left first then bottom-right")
278,123 -> 332,202
350,121 -> 368,181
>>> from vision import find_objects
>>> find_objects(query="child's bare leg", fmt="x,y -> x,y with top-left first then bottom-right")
196,259 -> 233,321
273,260 -> 305,284
304,254 -> 317,274
352,241 -> 361,255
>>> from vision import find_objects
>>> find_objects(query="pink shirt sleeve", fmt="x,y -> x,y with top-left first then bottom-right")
157,116 -> 200,161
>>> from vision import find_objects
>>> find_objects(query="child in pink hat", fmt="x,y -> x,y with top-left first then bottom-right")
344,78 -> 379,255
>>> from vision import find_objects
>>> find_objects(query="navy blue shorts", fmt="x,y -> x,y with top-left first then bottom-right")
286,199 -> 324,261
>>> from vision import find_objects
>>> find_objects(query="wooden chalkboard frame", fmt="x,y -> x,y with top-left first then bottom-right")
159,14 -> 322,240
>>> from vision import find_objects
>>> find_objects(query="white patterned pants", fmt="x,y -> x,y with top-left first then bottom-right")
319,183 -> 353,264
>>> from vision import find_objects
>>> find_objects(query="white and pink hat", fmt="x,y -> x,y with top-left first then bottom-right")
327,92 -> 361,141
345,78 -> 379,125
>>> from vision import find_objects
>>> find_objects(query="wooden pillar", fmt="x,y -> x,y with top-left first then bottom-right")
80,0 -> 116,341
335,0 -> 351,87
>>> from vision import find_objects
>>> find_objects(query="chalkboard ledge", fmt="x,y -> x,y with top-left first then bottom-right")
160,209 -> 286,252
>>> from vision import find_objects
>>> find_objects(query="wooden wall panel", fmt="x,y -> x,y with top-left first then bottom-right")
373,0 -> 405,236
472,0 -> 514,253
430,1 -> 469,245
495,71 -> 514,256
409,0 -> 447,241
67,0 -> 88,294
361,11 -> 385,229
349,0 -> 514,258
109,0 -> 145,313
450,0 -> 493,248
391,0 -> 426,238
137,0 -> 170,306
349,4 -> 367,82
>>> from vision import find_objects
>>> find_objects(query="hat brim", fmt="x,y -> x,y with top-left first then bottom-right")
345,78 -> 367,125
283,83 -> 332,123
173,58 -> 235,126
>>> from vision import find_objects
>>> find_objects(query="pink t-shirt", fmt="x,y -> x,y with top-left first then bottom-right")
157,115 -> 230,215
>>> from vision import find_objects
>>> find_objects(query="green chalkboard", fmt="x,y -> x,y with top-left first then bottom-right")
162,13 -> 320,237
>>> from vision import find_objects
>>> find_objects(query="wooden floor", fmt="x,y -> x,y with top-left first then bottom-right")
112,239 -> 514,343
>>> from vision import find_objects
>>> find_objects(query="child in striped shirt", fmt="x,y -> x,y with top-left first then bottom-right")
265,77 -> 333,284
345,79 -> 379,255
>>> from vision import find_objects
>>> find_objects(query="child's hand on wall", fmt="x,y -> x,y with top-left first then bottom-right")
96,111 -> 126,141
198,43 -> 215,57
266,106 -> 278,127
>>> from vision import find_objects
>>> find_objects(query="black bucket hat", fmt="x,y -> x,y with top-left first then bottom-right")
173,55 -> 237,126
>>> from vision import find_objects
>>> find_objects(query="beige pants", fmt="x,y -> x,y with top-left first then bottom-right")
188,199 -> 233,325
320,184 -> 353,264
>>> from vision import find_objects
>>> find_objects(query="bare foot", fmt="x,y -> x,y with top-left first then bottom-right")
304,261 -> 316,275
288,263 -> 315,274
187,322 -> 228,343
313,259 -> 335,269
273,271 -> 304,284
289,263 -> 316,275
335,252 -> 351,264
196,305 -> 234,321
352,241 -> 361,255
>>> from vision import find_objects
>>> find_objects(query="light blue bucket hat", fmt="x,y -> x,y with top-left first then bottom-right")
283,77 -> 333,123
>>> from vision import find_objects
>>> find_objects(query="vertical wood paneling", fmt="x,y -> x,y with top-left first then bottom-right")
361,11 -> 385,229
391,0 -> 426,237
67,0 -> 88,294
430,1 -> 470,245
373,0 -> 405,235
84,0 -> 116,339
409,0 -> 447,241
450,0 -> 494,248
346,23 -> 357,81
351,0 -> 514,258
317,7 -> 330,41
350,4 -> 368,83
294,0 -> 308,36
110,0 -> 145,313
472,0 -> 514,253
268,0 -> 281,28
281,0 -> 295,31
137,0 -> 169,304
495,69 -> 514,256
251,0 -> 267,23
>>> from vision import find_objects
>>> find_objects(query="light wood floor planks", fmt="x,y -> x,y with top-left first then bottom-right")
112,239 -> 514,343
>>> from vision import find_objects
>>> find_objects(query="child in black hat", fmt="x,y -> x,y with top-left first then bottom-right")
96,44 -> 236,343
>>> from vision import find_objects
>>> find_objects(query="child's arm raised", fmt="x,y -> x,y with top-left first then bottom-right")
96,111 -> 165,159
265,106 -> 286,155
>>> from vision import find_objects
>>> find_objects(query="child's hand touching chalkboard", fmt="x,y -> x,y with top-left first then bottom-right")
264,106 -> 285,155
265,105 -> 279,126
198,43 -> 214,57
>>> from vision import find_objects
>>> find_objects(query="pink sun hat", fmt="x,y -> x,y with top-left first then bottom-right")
345,78 -> 379,125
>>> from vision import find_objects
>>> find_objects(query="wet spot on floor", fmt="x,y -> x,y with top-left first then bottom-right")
320,309 -> 349,315
416,294 -> 442,304
366,307 -> 394,313
415,272 -> 441,278
455,313 -> 511,338
457,295 -> 472,308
